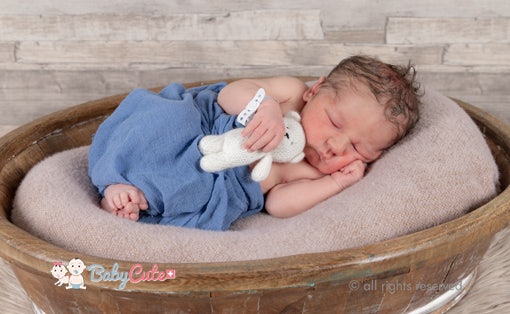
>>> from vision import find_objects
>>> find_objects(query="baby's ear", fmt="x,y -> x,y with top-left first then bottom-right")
303,76 -> 326,101
285,111 -> 301,122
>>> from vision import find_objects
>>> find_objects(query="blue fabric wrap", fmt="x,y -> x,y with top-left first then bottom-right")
88,82 -> 264,231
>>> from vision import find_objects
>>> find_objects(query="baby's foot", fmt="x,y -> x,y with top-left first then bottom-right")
101,184 -> 149,221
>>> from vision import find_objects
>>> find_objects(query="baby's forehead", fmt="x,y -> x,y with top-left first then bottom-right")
329,76 -> 374,94
328,83 -> 382,112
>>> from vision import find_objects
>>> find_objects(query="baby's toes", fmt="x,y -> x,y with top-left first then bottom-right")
123,203 -> 141,220
128,212 -> 140,221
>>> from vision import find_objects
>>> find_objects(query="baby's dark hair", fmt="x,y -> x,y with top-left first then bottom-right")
324,55 -> 421,142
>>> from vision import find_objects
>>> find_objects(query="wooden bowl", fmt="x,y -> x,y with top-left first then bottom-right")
0,79 -> 509,313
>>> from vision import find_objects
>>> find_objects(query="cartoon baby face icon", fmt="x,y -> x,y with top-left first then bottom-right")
51,262 -> 69,287
66,258 -> 87,290
51,258 -> 87,290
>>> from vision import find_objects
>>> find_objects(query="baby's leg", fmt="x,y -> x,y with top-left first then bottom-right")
101,184 -> 149,221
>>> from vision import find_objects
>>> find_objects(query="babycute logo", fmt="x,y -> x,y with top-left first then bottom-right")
51,259 -> 176,290
88,263 -> 176,290
50,258 -> 87,290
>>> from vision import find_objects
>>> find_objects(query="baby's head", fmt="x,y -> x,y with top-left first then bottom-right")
324,55 -> 420,141
301,55 -> 421,174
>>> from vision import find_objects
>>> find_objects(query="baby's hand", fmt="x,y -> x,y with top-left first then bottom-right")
241,98 -> 285,152
330,160 -> 367,190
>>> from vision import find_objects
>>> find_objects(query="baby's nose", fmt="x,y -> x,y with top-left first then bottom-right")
319,149 -> 334,161
327,136 -> 349,156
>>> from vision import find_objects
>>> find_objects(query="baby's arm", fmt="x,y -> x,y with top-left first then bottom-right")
265,161 -> 366,218
217,77 -> 307,152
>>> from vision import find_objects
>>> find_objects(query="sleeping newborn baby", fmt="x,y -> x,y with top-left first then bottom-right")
88,55 -> 420,230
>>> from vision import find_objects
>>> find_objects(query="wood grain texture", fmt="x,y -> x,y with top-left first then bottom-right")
0,2 -> 508,132
445,44 -> 510,66
0,11 -> 323,41
0,42 -> 14,63
13,41 -> 443,67
0,0 -> 508,30
387,17 -> 510,44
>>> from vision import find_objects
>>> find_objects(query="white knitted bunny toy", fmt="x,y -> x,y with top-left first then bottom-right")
199,111 -> 306,182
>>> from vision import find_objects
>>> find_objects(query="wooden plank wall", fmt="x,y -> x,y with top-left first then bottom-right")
0,0 -> 509,136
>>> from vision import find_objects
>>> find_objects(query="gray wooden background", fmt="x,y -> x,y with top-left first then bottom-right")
0,0 -> 509,137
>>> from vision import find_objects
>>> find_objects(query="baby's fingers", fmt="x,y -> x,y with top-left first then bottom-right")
241,118 -> 268,149
243,127 -> 272,151
241,118 -> 261,138
341,161 -> 366,176
250,132 -> 281,152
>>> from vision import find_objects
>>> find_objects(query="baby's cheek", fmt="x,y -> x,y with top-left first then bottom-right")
328,156 -> 359,173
